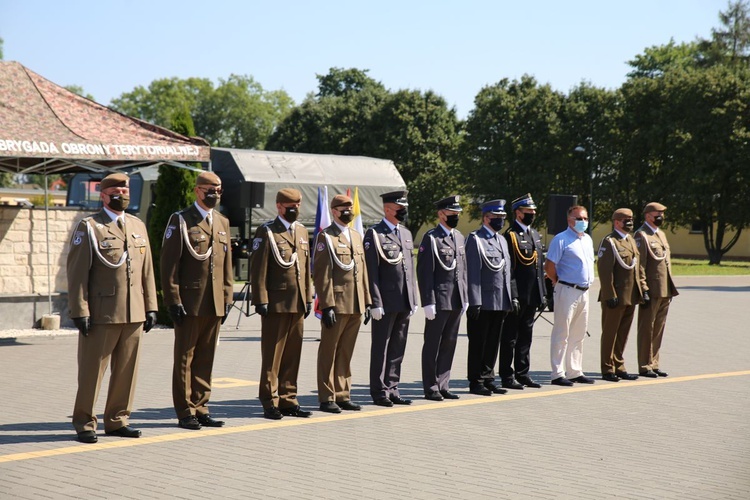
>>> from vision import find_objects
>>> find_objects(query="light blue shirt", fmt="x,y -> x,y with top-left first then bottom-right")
546,227 -> 595,287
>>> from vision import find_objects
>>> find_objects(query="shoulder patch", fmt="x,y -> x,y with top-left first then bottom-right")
598,246 -> 606,258
252,237 -> 262,251
419,245 -> 425,252
72,231 -> 84,246
364,241 -> 370,250
165,225 -> 176,239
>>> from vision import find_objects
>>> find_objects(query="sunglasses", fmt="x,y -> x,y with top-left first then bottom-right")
199,187 -> 223,195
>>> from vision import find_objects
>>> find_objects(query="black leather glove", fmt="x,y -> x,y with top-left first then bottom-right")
144,311 -> 158,332
363,305 -> 372,325
467,305 -> 481,321
255,303 -> 269,318
642,291 -> 651,308
73,316 -> 90,337
538,296 -> 548,312
511,298 -> 521,315
322,307 -> 336,328
168,304 -> 187,326
606,297 -> 619,309
304,302 -> 313,319
221,304 -> 232,325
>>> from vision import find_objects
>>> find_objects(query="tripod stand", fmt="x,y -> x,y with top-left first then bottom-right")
230,281 -> 255,329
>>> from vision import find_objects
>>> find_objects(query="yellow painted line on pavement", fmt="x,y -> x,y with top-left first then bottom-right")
2,369 -> 749,464
211,378 -> 259,388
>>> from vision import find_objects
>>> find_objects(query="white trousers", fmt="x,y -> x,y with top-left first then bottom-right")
550,284 -> 589,380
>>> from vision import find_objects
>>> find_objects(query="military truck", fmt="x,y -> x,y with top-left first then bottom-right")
66,149 -> 407,280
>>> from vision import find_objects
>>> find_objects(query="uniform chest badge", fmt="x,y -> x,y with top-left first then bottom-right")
96,223 -> 104,229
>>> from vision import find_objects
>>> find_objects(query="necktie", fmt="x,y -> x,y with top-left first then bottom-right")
394,226 -> 400,240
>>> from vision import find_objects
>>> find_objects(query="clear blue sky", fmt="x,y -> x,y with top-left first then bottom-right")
1,0 -> 727,118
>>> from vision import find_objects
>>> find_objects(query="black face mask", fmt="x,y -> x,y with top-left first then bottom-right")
284,207 -> 299,223
202,192 -> 220,209
521,213 -> 535,227
622,220 -> 634,232
445,214 -> 459,229
653,215 -> 664,227
395,207 -> 408,222
489,217 -> 505,231
107,194 -> 130,212
339,210 -> 354,224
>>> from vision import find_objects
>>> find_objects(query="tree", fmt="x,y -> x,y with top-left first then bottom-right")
110,75 -> 292,149
148,106 -> 200,323
267,68 -> 462,233
64,84 -> 95,101
460,75 -> 566,225
697,0 -> 750,67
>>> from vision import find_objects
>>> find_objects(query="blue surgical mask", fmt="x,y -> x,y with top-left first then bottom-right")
574,220 -> 588,233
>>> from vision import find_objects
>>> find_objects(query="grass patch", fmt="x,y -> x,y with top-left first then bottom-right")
670,258 -> 750,276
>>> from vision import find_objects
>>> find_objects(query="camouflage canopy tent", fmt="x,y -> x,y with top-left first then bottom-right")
0,61 -> 211,320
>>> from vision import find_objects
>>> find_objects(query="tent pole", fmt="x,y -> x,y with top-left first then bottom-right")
45,173 -> 52,315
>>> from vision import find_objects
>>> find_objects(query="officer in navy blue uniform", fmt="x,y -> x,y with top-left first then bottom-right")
500,193 -> 547,389
465,199 -> 518,396
417,195 -> 468,401
363,190 -> 419,407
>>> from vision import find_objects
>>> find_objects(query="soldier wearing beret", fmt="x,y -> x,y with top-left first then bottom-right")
161,171 -> 234,430
636,202 -> 678,378
313,194 -> 372,413
465,199 -> 518,396
67,172 -> 158,443
417,195 -> 468,401
597,208 -> 647,382
250,188 -> 313,419
363,190 -> 419,407
500,193 -> 546,389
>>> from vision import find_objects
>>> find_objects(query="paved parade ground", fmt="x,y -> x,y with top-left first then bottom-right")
1,275 -> 748,499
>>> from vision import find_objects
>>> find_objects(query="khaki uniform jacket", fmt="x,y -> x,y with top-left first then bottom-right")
67,211 -> 157,324
250,217 -> 312,312
597,231 -> 647,306
313,224 -> 371,314
160,205 -> 234,317
635,225 -> 679,299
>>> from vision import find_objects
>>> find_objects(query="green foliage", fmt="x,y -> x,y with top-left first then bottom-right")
267,68 -> 462,233
0,37 -> 4,60
0,173 -> 12,187
627,40 -> 702,78
148,107 -> 200,324
110,75 -> 293,149
697,0 -> 750,67
460,75 -> 567,226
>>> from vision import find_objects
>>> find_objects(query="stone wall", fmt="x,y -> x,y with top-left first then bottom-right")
0,206 -> 95,295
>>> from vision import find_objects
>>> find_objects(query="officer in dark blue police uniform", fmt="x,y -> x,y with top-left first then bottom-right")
417,195 -> 468,401
500,193 -> 547,389
363,190 -> 419,407
465,199 -> 518,396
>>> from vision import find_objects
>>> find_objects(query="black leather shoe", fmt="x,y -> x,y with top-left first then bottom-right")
280,406 -> 312,418
425,391 -> 444,401
197,414 -> 225,427
602,373 -> 620,382
653,369 -> 669,377
373,397 -> 394,407
338,400 -> 362,411
178,415 -> 201,430
640,370 -> 658,378
105,425 -> 141,438
486,383 -> 508,394
77,430 -> 97,443
517,376 -> 542,388
615,371 -> 638,381
440,390 -> 460,399
319,401 -> 342,413
263,406 -> 283,420
551,377 -> 574,387
469,385 -> 492,396
389,395 -> 413,405
501,379 -> 524,390
571,375 -> 595,384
